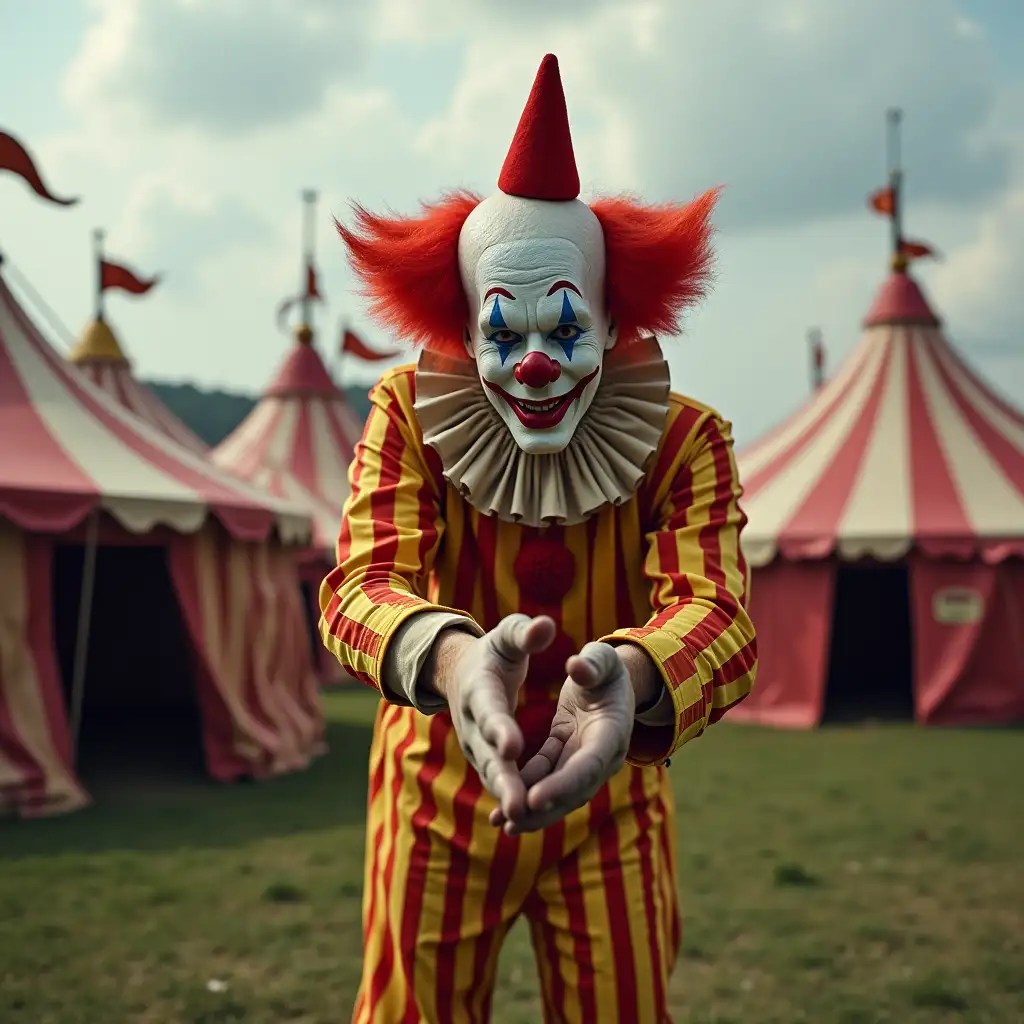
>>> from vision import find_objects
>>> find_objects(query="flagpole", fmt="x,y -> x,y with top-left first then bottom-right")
93,228 -> 105,320
300,188 -> 317,329
886,108 -> 903,261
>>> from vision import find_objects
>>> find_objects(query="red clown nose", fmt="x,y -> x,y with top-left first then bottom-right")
515,351 -> 562,389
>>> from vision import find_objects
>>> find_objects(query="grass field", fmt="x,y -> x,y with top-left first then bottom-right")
2,689 -> 1022,1024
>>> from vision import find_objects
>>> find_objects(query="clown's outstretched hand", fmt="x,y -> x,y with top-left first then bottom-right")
427,614 -> 557,823
489,642 -> 642,835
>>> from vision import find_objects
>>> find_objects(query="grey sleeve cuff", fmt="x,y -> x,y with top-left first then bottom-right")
381,611 -> 484,715
635,683 -> 674,726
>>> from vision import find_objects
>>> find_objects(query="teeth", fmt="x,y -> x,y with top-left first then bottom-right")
519,398 -> 562,412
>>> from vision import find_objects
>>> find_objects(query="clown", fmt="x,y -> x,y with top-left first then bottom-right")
321,54 -> 757,1023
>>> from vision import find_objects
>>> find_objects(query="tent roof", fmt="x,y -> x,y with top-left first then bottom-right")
212,327 -> 362,552
69,316 -> 209,455
738,269 -> 1024,566
0,269 -> 311,543
68,317 -> 127,363
265,326 -> 341,399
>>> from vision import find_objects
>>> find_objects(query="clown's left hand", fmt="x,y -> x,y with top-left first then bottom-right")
489,642 -> 639,835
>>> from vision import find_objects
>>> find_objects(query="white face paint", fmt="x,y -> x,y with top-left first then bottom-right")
458,194 -> 615,455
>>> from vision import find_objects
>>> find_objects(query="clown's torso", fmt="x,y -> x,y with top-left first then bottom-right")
322,360 -> 755,777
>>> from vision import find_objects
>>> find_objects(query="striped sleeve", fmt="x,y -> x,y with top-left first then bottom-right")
318,368 -> 476,695
601,406 -> 758,767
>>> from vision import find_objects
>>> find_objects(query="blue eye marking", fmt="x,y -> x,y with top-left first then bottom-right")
489,295 -> 507,329
486,328 -> 521,365
496,339 -> 517,365
553,291 -> 582,359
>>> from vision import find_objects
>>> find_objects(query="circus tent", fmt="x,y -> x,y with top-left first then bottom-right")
211,323 -> 361,552
67,316 -> 208,454
212,323 -> 363,683
0,262 -> 325,817
734,266 -> 1024,728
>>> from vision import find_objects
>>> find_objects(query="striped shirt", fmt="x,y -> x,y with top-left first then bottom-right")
320,364 -> 757,765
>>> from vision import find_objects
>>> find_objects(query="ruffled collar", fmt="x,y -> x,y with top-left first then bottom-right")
413,336 -> 670,527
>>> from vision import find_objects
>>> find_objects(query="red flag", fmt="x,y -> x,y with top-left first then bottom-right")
276,261 -> 323,330
100,258 -> 159,295
341,328 -> 402,361
899,239 -> 938,261
868,186 -> 896,217
0,130 -> 78,206
306,263 -> 321,300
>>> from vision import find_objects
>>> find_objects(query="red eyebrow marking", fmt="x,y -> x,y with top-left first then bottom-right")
484,287 -> 516,301
547,280 -> 582,297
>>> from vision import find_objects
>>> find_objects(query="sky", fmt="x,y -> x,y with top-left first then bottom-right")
1,0 -> 1022,446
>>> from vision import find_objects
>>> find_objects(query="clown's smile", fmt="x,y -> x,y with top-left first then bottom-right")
484,366 -> 600,430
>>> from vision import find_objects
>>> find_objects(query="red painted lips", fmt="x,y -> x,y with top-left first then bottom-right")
484,367 -> 600,429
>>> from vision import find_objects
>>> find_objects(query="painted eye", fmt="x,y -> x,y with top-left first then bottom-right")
550,324 -> 582,341
488,329 -> 521,344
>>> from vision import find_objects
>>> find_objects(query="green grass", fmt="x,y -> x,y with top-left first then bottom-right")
2,690 -> 1022,1023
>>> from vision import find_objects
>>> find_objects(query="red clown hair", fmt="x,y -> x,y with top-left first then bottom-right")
337,188 -> 719,356
591,187 -> 720,347
335,191 -> 482,358
337,54 -> 719,357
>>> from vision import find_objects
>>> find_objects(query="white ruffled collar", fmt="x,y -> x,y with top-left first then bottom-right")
413,335 -> 670,527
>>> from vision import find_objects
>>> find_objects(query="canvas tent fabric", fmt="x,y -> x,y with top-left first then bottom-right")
212,328 -> 364,684
734,268 -> 1024,728
0,267 -> 324,817
211,328 -> 362,554
68,317 -> 209,455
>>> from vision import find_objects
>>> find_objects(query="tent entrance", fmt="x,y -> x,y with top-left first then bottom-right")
822,562 -> 915,723
299,580 -> 321,664
52,543 -> 205,786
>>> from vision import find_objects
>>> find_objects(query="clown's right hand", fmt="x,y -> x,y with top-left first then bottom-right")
426,614 -> 556,822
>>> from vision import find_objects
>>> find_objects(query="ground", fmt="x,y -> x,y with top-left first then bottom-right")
2,690 -> 1022,1024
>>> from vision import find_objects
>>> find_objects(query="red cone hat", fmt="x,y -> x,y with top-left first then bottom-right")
498,54 -> 580,201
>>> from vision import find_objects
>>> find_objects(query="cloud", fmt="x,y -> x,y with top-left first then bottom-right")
931,85 -> 1024,349
2,0 -> 1020,420
64,0 -> 368,134
416,0 -> 1012,230
114,188 -> 276,297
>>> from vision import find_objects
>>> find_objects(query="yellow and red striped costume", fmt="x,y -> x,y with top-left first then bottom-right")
320,365 -> 756,1022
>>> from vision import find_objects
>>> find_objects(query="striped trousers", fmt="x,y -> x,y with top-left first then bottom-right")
354,702 -> 680,1024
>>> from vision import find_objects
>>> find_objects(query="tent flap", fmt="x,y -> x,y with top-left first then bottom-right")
910,556 -> 1024,725
729,560 -> 835,728
0,522 -> 88,817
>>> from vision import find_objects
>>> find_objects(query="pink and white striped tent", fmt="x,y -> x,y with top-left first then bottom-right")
212,327 -> 363,552
212,328 -> 363,684
0,265 -> 325,817
735,268 -> 1024,728
68,317 -> 208,454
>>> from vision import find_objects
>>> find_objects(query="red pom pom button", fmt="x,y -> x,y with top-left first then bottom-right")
514,538 -> 576,605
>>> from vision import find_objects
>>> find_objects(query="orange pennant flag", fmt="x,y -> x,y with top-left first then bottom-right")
868,186 -> 896,217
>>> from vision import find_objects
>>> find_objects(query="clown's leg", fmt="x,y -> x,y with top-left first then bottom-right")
352,707 -> 537,1024
524,766 -> 680,1024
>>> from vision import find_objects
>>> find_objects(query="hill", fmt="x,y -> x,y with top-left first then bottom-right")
144,380 -> 373,447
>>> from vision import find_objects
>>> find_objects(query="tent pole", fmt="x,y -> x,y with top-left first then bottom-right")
69,509 -> 100,762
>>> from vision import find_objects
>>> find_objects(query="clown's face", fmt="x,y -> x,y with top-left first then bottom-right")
465,236 -> 614,454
